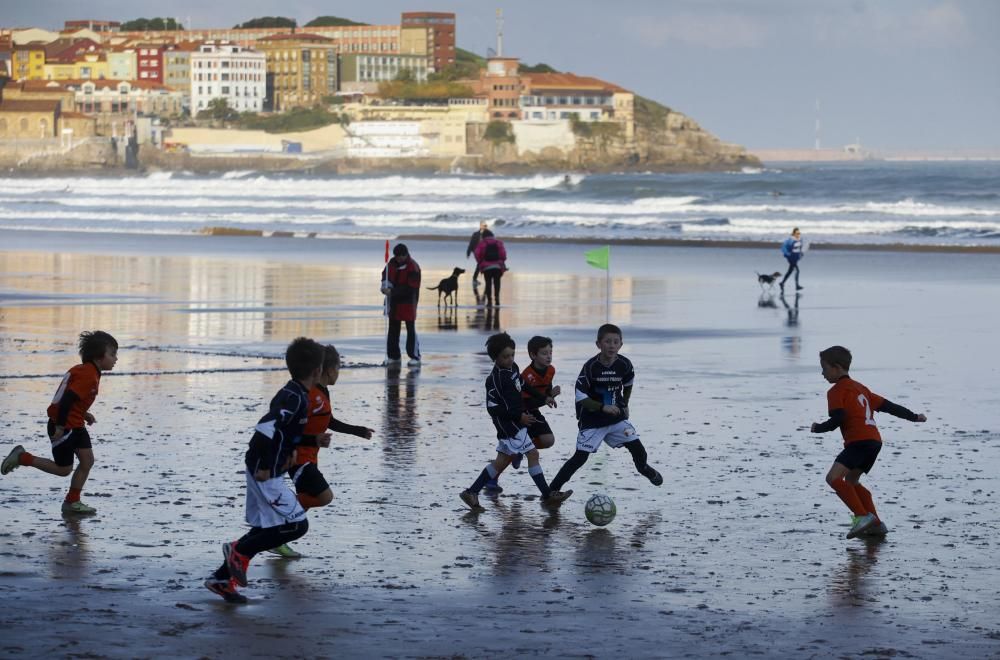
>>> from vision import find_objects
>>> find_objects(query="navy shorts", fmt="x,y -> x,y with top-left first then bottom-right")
526,410 -> 553,443
835,440 -> 882,474
291,462 -> 330,497
47,421 -> 92,467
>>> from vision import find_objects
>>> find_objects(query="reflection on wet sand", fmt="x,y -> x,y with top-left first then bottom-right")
48,516 -> 89,578
485,498 -> 558,578
382,364 -> 419,471
829,537 -> 885,607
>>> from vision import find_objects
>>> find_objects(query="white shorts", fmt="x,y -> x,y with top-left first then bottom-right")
576,420 -> 640,453
495,427 -> 536,456
244,469 -> 307,529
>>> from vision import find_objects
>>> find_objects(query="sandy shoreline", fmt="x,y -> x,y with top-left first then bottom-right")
1,235 -> 999,657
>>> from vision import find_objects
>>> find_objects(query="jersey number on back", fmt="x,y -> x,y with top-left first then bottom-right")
857,394 -> 877,427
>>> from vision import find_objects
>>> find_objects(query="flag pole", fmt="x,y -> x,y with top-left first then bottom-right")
383,239 -> 390,363
605,247 -> 611,322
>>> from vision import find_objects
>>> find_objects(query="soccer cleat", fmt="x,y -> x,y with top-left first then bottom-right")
267,543 -> 302,559
647,468 -> 664,486
2,445 -> 25,475
861,521 -> 889,537
543,489 -> 573,506
511,453 -> 523,470
61,500 -> 97,515
460,490 -> 485,512
846,513 -> 877,539
483,479 -> 503,494
223,541 -> 251,587
204,577 -> 248,604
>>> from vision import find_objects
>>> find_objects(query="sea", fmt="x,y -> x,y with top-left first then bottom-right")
1,161 -> 999,246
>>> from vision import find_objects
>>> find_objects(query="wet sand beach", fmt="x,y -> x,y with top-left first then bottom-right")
1,231 -> 999,658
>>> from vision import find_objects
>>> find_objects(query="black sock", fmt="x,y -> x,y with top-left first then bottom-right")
549,450 -> 589,492
528,465 -> 551,498
469,465 -> 493,493
625,440 -> 658,479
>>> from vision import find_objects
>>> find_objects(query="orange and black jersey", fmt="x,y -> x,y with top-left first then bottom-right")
521,363 -> 555,410
814,376 -> 920,445
486,361 -> 526,439
47,362 -> 101,429
298,384 -> 370,465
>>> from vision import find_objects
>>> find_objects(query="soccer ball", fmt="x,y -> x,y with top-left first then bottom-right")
584,494 -> 616,526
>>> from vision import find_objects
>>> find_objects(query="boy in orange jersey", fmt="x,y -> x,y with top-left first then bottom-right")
269,344 -> 374,558
810,346 -> 926,539
484,335 -> 561,492
2,331 -> 118,515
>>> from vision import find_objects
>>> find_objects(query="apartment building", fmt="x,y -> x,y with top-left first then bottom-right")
256,33 -> 336,112
190,42 -> 266,114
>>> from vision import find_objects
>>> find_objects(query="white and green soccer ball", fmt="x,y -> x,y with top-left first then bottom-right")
584,494 -> 616,526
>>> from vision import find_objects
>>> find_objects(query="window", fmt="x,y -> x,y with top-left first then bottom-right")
20,118 -> 29,131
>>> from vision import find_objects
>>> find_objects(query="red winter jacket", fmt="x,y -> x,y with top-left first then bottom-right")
474,237 -> 507,271
381,257 -> 421,321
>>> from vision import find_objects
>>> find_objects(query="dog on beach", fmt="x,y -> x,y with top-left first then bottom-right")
757,271 -> 783,291
427,267 -> 466,306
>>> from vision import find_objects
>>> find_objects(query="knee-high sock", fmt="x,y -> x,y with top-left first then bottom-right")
528,464 -> 551,498
624,440 -> 658,480
830,479 -> 867,515
852,482 -> 878,518
549,450 -> 589,492
469,463 -> 497,493
213,520 -> 310,580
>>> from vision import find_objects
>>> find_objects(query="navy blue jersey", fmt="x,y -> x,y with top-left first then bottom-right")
245,379 -> 310,477
575,354 -> 635,429
486,361 -> 526,439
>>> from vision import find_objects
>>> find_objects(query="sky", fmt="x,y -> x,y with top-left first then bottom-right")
6,0 -> 999,150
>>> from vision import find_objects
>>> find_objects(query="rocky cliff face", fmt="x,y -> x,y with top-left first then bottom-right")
469,97 -> 759,172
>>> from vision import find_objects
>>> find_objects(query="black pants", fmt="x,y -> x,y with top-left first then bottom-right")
483,269 -> 502,305
781,261 -> 800,287
387,319 -> 419,360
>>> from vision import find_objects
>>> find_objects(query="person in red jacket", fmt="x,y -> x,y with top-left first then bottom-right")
381,243 -> 422,366
473,230 -> 507,306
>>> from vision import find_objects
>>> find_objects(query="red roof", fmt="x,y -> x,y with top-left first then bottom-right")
59,111 -> 93,119
258,33 -> 332,42
523,72 -> 628,94
0,99 -> 60,113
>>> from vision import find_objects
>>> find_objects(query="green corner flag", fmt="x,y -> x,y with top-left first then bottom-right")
585,245 -> 610,270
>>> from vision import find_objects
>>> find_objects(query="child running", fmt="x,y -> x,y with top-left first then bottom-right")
203,337 -> 324,603
2,330 -> 119,515
269,344 -> 374,559
484,335 -> 562,492
810,345 -> 926,539
547,324 -> 663,493
460,332 -> 572,511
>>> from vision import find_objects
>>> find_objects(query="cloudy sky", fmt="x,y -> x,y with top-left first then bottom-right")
8,0 -> 999,150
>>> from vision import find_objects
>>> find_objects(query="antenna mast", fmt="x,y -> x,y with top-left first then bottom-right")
496,9 -> 504,57
814,98 -> 821,150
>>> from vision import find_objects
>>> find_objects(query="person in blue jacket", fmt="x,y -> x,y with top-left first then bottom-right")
780,227 -> 804,292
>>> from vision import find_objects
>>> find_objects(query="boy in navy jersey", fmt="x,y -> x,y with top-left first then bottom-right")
203,337 -> 324,603
548,324 -> 663,492
459,332 -> 572,512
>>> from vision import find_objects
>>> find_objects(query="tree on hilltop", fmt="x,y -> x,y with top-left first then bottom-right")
120,17 -> 184,31
305,16 -> 367,27
233,17 -> 297,29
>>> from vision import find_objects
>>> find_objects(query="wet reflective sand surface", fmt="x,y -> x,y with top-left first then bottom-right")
1,232 -> 998,657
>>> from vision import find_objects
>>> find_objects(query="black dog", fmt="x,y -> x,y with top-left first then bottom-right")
427,267 -> 466,306
757,271 -> 783,291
